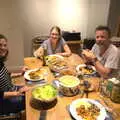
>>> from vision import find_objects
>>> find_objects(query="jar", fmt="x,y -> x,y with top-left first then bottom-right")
110,83 -> 120,103
99,79 -> 108,97
105,80 -> 113,98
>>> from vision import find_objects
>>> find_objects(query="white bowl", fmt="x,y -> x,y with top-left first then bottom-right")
58,75 -> 80,96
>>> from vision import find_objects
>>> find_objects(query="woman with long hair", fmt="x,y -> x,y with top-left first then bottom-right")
34,26 -> 72,58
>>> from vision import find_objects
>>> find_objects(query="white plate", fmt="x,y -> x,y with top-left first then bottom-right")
69,98 -> 107,120
76,64 -> 96,75
76,64 -> 86,72
45,54 -> 64,64
47,54 -> 64,59
45,54 -> 67,72
24,68 -> 47,82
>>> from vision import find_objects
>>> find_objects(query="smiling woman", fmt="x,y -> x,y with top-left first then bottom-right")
0,34 -> 29,115
0,35 -> 8,62
34,26 -> 72,58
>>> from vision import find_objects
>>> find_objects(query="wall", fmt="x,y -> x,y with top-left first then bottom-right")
87,0 -> 110,38
19,0 -> 110,57
19,0 -> 89,56
0,0 -> 110,58
0,0 -> 24,71
108,0 -> 120,36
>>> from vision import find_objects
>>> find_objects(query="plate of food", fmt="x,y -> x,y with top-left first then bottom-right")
24,68 -> 48,81
76,64 -> 96,75
45,54 -> 67,71
69,98 -> 107,120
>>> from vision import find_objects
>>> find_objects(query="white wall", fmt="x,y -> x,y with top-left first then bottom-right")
87,0 -> 110,38
0,0 -> 24,71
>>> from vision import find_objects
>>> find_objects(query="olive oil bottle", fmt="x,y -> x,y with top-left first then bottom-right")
43,44 -> 47,66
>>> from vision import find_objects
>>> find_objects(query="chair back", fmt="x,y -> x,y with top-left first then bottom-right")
0,113 -> 21,120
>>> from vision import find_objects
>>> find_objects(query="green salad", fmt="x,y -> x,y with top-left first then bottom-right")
32,84 -> 57,100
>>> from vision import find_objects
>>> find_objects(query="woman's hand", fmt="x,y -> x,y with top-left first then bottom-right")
34,47 -> 44,58
4,91 -> 24,98
19,86 -> 30,93
21,66 -> 29,74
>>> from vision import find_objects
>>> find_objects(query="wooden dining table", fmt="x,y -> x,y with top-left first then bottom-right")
21,53 -> 120,120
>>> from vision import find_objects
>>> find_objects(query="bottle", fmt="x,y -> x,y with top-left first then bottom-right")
43,44 -> 47,66
110,78 -> 120,103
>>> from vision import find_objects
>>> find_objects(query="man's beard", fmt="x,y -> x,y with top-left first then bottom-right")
96,42 -> 105,49
0,51 -> 8,63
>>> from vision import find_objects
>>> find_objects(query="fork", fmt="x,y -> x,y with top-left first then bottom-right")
99,96 -> 119,119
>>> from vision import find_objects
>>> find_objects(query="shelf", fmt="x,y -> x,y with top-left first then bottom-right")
32,39 -> 82,55
66,40 -> 81,44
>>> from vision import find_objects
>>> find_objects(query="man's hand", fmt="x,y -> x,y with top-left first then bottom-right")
82,50 -> 97,63
82,50 -> 96,59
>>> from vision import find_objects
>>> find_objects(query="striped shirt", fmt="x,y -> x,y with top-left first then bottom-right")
0,63 -> 15,92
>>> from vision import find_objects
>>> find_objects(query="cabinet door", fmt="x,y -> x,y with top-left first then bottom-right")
67,41 -> 81,54
116,17 -> 120,37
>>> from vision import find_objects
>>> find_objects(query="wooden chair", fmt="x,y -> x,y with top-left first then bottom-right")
83,38 -> 95,49
0,112 -> 21,120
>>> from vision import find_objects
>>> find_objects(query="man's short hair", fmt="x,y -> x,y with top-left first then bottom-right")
95,25 -> 111,38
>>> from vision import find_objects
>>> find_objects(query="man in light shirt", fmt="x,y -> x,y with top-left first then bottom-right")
82,25 -> 120,78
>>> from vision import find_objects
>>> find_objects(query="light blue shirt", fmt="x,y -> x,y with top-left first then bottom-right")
41,38 -> 66,55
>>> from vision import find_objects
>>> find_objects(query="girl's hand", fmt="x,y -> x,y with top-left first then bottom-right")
21,66 -> 29,74
4,91 -> 24,98
19,86 -> 30,93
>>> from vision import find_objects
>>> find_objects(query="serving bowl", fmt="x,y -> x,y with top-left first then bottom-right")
58,75 -> 80,96
45,54 -> 67,72
30,84 -> 58,110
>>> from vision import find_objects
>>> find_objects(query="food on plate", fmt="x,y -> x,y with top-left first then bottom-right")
77,65 -> 95,75
59,75 -> 80,87
28,68 -> 46,80
76,101 -> 100,120
45,55 -> 67,70
70,98 -> 107,120
60,68 -> 76,76
32,84 -> 57,101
